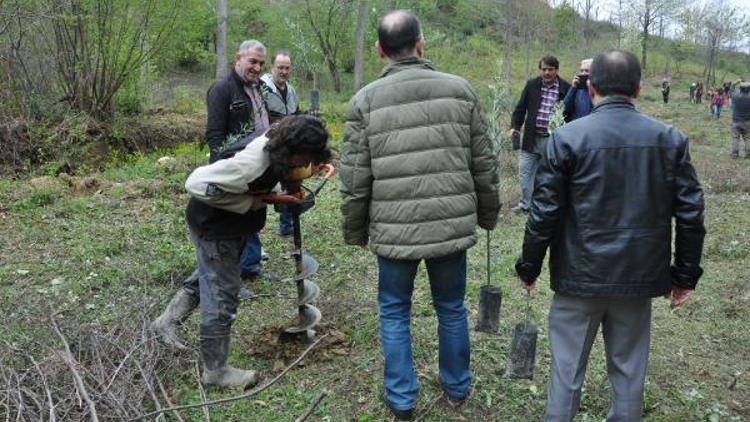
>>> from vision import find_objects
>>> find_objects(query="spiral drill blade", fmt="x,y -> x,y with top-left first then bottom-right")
282,253 -> 319,282
298,279 -> 320,305
284,304 -> 322,334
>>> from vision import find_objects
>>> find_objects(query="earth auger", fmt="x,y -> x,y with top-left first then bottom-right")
260,163 -> 335,341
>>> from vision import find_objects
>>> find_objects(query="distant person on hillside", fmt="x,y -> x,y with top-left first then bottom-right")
689,83 -> 696,103
152,115 -> 332,389
695,81 -> 703,104
340,10 -> 500,420
563,58 -> 594,121
711,88 -> 724,118
730,82 -> 750,159
661,78 -> 671,104
510,55 -> 570,214
515,49 -> 705,421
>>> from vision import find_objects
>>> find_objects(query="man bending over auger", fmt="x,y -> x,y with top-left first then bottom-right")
152,115 -> 332,388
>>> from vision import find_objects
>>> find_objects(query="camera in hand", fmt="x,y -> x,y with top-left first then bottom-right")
576,73 -> 589,88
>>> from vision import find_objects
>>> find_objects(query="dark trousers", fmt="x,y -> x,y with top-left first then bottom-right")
182,228 -> 246,339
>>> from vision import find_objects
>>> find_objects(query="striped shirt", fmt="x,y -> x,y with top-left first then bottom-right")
536,79 -> 559,130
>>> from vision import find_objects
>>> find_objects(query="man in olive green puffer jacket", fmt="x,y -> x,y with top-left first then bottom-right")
339,10 -> 501,421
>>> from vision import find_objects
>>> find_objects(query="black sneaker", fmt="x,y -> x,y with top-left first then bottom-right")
385,401 -> 414,421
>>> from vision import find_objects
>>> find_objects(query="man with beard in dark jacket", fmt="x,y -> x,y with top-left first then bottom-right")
515,49 -> 705,421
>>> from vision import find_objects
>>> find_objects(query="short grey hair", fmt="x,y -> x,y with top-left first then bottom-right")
237,39 -> 266,55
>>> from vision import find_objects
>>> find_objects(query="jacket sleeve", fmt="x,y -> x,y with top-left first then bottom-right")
671,138 -> 706,289
339,95 -> 373,246
511,81 -> 530,131
468,89 -> 501,230
205,82 -> 230,163
185,138 -> 270,214
516,134 -> 570,282
559,80 -> 572,122
562,86 -> 576,118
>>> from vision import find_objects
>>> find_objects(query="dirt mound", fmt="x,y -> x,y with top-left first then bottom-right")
250,324 -> 350,368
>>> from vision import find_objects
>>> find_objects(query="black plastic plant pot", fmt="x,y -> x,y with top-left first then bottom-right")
476,285 -> 502,333
505,322 -> 538,380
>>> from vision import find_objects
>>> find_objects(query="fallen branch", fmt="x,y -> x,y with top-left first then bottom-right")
50,314 -> 100,422
294,390 -> 327,422
156,373 -> 185,422
132,333 -> 329,420
194,362 -> 210,422
28,354 -> 56,422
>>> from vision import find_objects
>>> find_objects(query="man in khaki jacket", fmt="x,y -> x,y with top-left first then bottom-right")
339,10 -> 500,420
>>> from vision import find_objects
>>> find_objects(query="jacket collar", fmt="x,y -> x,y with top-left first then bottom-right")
592,96 -> 636,113
260,73 -> 290,95
380,57 -> 435,78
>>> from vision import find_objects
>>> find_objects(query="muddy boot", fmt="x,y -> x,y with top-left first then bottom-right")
200,336 -> 259,389
151,289 -> 198,349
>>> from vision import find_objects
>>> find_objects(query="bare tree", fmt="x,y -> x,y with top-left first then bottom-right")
578,0 -> 598,54
45,0 -> 178,119
301,0 -> 354,93
215,0 -> 227,80
627,0 -> 682,71
382,0 -> 397,12
352,0 -> 369,91
700,3 -> 746,87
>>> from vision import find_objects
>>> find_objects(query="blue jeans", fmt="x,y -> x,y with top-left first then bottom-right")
715,104 -> 722,119
239,232 -> 262,276
377,250 -> 470,410
277,210 -> 294,236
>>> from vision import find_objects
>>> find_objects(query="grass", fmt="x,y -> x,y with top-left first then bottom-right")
1,83 -> 749,421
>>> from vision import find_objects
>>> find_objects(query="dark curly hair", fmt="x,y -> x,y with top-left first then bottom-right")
264,114 -> 332,175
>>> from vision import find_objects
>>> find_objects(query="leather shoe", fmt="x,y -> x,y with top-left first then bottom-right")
385,401 -> 414,421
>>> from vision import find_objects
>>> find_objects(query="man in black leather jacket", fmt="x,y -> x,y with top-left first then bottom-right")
204,40 -> 271,295
515,49 -> 705,421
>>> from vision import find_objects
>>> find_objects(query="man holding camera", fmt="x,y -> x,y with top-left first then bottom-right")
510,55 -> 570,215
563,58 -> 593,121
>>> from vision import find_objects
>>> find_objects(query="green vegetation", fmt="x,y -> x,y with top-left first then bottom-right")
1,0 -> 749,420
1,84 -> 748,420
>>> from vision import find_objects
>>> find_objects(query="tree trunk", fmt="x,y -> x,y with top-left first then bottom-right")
618,0 -> 623,48
326,57 -> 341,93
353,0 -> 368,91
215,0 -> 228,80
641,12 -> 649,72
